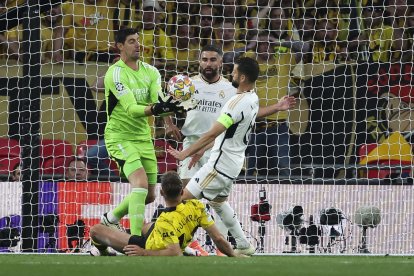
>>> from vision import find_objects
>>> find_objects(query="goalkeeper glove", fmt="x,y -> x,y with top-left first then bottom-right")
151,96 -> 183,116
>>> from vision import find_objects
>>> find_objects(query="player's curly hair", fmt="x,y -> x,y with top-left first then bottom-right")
160,171 -> 183,200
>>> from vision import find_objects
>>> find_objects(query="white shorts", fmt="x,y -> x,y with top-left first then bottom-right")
186,164 -> 233,201
178,138 -> 211,180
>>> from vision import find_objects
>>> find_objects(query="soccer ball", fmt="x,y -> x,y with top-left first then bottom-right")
166,74 -> 196,103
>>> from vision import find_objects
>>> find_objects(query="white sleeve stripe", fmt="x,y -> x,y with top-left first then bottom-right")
113,66 -> 121,83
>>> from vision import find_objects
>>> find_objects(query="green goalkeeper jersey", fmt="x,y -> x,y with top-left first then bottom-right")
104,59 -> 161,142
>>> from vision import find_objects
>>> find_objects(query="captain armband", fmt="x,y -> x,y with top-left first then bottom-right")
217,113 -> 234,129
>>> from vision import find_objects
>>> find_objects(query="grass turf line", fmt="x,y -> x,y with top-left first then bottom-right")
0,255 -> 412,276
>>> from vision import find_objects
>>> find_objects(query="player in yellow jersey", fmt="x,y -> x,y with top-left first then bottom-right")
90,171 -> 240,257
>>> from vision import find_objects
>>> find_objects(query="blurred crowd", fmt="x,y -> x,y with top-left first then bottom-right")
1,0 -> 414,180
0,0 -> 412,72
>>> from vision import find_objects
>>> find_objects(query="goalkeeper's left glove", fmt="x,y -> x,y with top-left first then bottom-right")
151,96 -> 184,116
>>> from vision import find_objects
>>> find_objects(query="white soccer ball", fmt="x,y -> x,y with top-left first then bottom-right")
166,74 -> 196,103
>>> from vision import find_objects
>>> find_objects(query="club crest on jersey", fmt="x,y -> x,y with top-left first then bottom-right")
219,91 -> 225,99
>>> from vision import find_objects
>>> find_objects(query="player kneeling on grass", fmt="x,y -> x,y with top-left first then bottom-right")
90,171 -> 241,257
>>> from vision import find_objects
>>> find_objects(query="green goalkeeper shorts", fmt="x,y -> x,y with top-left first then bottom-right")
105,139 -> 158,184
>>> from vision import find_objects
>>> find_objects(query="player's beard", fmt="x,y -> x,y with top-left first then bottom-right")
201,67 -> 219,82
231,79 -> 239,88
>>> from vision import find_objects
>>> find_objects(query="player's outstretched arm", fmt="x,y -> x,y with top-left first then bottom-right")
204,224 -> 239,257
163,116 -> 182,140
257,95 -> 296,118
168,122 -> 226,161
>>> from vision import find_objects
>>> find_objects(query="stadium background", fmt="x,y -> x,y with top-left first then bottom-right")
0,0 -> 414,254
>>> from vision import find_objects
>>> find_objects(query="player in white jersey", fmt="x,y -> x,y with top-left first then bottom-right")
169,57 -> 296,255
179,45 -> 237,184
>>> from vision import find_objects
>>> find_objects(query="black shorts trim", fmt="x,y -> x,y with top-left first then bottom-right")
127,223 -> 155,248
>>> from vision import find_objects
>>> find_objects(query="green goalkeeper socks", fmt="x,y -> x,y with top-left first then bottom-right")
128,188 -> 148,236
112,194 -> 130,221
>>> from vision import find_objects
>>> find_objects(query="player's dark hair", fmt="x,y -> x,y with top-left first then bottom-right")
161,171 -> 183,200
234,57 -> 259,83
115,28 -> 138,44
201,44 -> 223,57
67,157 -> 87,168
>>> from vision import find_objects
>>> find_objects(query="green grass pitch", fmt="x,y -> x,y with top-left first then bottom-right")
1,255 -> 413,276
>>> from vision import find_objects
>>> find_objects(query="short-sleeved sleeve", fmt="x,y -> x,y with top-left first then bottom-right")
194,201 -> 214,229
218,94 -> 247,126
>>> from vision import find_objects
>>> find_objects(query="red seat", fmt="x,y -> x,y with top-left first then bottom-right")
40,139 -> 73,175
0,138 -> 20,176
154,139 -> 178,174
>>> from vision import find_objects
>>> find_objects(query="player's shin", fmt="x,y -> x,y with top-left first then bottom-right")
111,194 -> 130,221
209,201 -> 250,248
129,188 -> 148,235
211,210 -> 228,239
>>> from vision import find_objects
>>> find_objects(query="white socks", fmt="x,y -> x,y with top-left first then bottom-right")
209,201 -> 250,248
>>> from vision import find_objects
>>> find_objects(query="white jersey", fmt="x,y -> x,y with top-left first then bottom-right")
181,75 -> 236,139
208,91 -> 259,179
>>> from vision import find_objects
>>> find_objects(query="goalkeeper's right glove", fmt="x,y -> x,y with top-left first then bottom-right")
151,96 -> 183,116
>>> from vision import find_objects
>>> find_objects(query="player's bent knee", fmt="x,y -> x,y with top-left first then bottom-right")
90,224 -> 104,238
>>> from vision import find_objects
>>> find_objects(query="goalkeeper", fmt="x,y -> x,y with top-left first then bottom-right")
90,171 -> 240,257
101,28 -> 182,236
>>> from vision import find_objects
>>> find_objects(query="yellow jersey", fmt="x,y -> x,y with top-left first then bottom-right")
5,19 -> 54,54
61,0 -> 116,52
139,28 -> 175,64
174,43 -> 200,73
244,48 -> 296,121
145,199 -> 214,251
367,25 -> 395,63
113,0 -> 142,30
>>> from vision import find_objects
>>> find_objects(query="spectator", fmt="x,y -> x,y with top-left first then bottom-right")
196,4 -> 217,47
387,0 -> 408,28
245,0 -> 275,40
11,164 -> 20,182
113,0 -> 143,31
360,1 -> 404,63
163,0 -> 198,36
214,20 -> 246,77
310,19 -> 348,63
244,31 -> 297,177
139,1 -> 175,67
85,140 -> 114,176
215,20 -> 245,53
0,5 -> 62,63
66,158 -> 89,181
215,0 -> 246,40
54,0 -> 118,63
172,21 -> 200,73
293,10 -> 315,42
